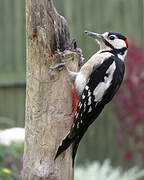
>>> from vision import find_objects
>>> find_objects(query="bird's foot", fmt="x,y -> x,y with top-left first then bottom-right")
49,50 -> 67,71
49,61 -> 66,71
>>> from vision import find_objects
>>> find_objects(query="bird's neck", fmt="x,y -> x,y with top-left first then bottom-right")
99,47 -> 127,61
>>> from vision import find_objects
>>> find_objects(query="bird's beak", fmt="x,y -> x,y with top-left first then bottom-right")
84,30 -> 104,43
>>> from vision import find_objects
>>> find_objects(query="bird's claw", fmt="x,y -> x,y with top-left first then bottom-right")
49,49 -> 67,71
49,62 -> 66,71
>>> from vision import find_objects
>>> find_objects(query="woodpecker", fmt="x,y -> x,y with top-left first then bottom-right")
54,30 -> 128,166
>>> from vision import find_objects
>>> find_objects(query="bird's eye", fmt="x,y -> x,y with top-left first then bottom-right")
109,35 -> 115,40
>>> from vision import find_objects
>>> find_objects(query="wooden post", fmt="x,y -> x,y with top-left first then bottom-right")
23,0 -> 80,179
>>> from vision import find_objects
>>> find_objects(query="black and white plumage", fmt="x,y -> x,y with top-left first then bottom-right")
55,31 -> 128,165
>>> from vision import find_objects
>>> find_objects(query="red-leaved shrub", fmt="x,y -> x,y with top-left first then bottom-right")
114,40 -> 144,166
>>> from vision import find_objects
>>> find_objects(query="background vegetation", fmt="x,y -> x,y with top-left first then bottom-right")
0,0 -> 144,176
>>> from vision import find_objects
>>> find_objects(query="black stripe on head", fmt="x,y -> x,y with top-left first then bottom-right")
108,32 -> 127,41
100,47 -> 127,56
103,39 -> 114,50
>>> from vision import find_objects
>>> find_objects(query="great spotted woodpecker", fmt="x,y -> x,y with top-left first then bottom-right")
54,30 -> 128,165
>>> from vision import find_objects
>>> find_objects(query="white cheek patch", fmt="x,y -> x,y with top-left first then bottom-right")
111,39 -> 126,49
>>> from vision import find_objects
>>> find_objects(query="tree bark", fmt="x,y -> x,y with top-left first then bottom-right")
23,0 -> 81,179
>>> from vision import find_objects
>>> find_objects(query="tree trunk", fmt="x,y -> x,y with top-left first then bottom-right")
23,0 -> 81,179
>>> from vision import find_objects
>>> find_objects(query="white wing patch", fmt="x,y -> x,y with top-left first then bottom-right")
85,86 -> 89,90
93,62 -> 116,102
88,96 -> 91,105
88,106 -> 92,113
88,90 -> 91,96
82,94 -> 85,99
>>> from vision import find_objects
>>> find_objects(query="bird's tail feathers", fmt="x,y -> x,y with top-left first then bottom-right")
72,141 -> 79,166
54,135 -> 74,160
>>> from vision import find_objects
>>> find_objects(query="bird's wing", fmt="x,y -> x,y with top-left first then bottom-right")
69,56 -> 115,138
55,56 -> 125,162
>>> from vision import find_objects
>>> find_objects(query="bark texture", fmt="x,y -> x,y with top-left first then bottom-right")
23,0 -> 81,179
